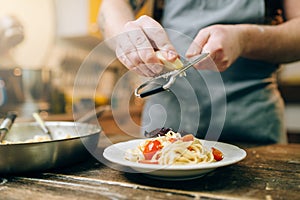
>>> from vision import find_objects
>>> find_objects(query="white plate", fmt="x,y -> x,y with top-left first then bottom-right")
103,139 -> 247,180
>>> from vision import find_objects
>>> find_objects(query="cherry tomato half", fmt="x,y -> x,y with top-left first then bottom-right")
143,140 -> 162,160
212,147 -> 224,161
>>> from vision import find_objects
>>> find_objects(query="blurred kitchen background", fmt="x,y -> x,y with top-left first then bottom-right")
0,0 -> 299,142
0,0 -> 150,118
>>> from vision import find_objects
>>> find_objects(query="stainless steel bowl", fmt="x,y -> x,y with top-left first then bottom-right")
0,121 -> 101,174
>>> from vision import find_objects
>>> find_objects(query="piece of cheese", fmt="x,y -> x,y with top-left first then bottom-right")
155,51 -> 183,70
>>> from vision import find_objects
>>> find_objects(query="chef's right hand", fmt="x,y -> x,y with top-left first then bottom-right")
116,15 -> 179,77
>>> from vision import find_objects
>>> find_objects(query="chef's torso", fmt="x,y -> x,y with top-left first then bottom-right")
141,0 -> 286,144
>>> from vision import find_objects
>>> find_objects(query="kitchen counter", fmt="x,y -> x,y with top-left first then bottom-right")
3,106 -> 299,200
0,131 -> 299,200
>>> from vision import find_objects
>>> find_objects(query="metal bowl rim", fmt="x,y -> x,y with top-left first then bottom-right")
0,121 -> 102,146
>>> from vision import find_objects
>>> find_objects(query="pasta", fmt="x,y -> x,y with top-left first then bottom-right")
125,130 -> 223,165
1,135 -> 51,144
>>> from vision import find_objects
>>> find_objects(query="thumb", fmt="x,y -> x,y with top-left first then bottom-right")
186,30 -> 210,58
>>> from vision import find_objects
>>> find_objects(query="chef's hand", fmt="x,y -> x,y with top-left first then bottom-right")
116,15 -> 179,77
186,25 -> 244,72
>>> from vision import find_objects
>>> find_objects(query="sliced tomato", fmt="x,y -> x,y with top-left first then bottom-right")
212,147 -> 223,161
143,140 -> 162,160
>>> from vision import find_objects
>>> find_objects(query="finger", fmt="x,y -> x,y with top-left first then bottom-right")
202,42 -> 229,72
125,22 -> 163,75
117,48 -> 145,76
135,16 -> 178,62
116,30 -> 157,76
193,54 -> 219,71
187,30 -> 228,72
186,29 -> 210,58
116,33 -> 138,69
117,47 -> 158,77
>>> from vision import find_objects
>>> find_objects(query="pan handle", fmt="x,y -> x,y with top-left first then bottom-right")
0,112 -> 17,142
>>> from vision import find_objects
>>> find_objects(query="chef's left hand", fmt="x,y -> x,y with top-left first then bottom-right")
186,24 -> 244,72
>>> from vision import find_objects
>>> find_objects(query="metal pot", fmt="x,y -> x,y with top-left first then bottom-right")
0,121 -> 101,174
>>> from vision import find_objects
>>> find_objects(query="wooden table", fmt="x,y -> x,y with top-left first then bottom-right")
0,132 -> 299,200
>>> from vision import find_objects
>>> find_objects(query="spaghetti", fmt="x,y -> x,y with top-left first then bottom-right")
125,130 -> 223,165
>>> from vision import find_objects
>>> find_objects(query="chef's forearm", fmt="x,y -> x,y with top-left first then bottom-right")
99,0 -> 135,41
239,18 -> 300,64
